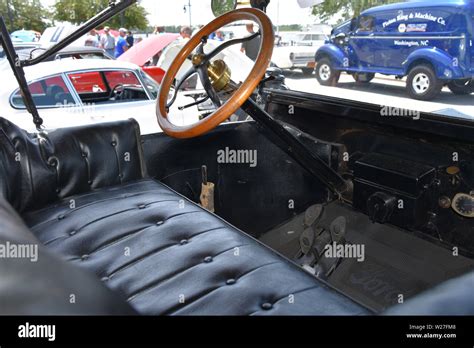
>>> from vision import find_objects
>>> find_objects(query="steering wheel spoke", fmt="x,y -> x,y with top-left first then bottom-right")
206,31 -> 260,61
197,65 -> 222,108
166,66 -> 197,108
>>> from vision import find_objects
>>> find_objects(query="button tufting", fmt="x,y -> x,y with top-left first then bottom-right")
261,303 -> 273,310
118,174 -> 123,179
204,256 -> 213,263
58,214 -> 65,220
138,204 -> 146,209
55,188 -> 61,194
88,180 -> 93,185
226,279 -> 236,285
101,276 -> 109,282
111,141 -> 117,147
81,152 -> 88,158
81,254 -> 89,261
179,239 -> 188,245
69,230 -> 77,236
156,220 -> 164,226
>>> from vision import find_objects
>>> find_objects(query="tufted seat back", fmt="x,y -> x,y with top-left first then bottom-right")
0,118 -> 146,213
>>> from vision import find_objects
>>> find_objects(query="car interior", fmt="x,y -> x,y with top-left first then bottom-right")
0,0 -> 473,317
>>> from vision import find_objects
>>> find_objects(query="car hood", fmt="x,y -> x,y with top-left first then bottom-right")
118,33 -> 179,66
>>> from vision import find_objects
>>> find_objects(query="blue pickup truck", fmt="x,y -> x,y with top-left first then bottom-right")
315,0 -> 474,100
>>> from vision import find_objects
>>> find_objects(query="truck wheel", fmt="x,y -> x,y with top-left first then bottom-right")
316,58 -> 340,86
447,80 -> 473,95
407,65 -> 442,101
353,73 -> 375,83
301,68 -> 314,76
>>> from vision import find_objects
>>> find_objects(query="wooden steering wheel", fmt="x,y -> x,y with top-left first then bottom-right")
156,8 -> 274,139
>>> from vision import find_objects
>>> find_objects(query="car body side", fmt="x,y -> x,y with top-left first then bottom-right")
315,1 -> 474,80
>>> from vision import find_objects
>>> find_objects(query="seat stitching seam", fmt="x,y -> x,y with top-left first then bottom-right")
29,191 -> 177,230
26,179 -> 154,216
169,260 -> 282,315
126,243 -> 251,302
91,223 -> 226,260
99,226 -> 228,279
41,201 -> 202,245
247,285 -> 321,316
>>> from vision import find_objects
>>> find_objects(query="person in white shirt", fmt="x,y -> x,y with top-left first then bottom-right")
100,27 -> 116,57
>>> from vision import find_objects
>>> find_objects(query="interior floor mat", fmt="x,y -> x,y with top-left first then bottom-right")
260,202 -> 474,312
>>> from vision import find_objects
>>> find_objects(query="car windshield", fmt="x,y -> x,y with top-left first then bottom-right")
139,69 -> 160,99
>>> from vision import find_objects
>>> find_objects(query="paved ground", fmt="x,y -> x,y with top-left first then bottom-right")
284,71 -> 474,120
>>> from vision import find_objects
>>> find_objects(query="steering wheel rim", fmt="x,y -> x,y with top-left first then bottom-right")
156,8 -> 274,139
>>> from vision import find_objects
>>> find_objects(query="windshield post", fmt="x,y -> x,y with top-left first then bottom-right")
0,16 -> 43,130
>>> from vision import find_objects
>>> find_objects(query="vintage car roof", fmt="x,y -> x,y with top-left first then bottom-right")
26,59 -> 139,79
118,33 -> 179,66
363,0 -> 470,15
1,59 -> 141,94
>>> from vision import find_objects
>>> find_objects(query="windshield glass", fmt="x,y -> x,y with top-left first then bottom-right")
139,69 -> 160,100
265,0 -> 473,121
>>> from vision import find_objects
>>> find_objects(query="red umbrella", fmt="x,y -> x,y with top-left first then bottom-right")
118,33 -> 179,67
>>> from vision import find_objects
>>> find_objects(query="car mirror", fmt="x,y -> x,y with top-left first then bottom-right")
211,0 -> 238,17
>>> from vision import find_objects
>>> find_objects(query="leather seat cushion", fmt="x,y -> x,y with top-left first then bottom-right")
23,179 -> 369,316
0,197 -> 136,315
0,118 -> 146,213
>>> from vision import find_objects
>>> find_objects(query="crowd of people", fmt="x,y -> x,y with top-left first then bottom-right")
84,26 -> 136,58
84,21 -> 261,61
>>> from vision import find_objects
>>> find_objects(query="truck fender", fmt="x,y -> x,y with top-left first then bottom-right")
403,48 -> 465,79
315,44 -> 347,70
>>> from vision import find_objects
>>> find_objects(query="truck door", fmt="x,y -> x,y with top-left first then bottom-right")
470,7 -> 474,72
349,15 -> 376,68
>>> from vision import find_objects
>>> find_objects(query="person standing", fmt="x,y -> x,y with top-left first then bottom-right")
85,29 -> 99,47
179,26 -> 192,40
126,30 -> 134,48
100,26 -> 116,57
241,23 -> 261,61
115,28 -> 129,58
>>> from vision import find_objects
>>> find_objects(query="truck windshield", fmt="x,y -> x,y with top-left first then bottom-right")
275,0 -> 473,121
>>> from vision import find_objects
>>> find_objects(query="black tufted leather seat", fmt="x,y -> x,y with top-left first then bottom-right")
0,117 -> 369,315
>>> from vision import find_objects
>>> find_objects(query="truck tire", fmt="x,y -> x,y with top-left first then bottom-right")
301,68 -> 314,76
315,58 -> 340,86
406,65 -> 442,101
447,80 -> 473,95
353,73 -> 375,83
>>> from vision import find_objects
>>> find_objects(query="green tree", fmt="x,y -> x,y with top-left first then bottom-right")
278,24 -> 303,32
0,0 -> 50,32
53,0 -> 149,30
312,0 -> 402,23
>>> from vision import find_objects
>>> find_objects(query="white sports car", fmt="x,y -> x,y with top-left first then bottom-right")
0,59 -> 201,134
272,32 -> 328,75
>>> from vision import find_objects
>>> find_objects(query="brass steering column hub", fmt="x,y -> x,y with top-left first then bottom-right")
207,59 -> 231,92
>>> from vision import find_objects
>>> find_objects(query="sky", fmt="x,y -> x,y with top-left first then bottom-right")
39,0 -> 317,27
